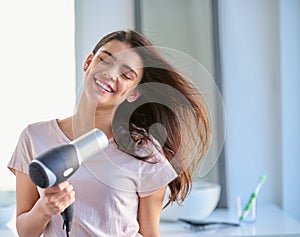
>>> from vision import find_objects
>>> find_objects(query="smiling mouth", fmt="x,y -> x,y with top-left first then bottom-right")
95,79 -> 114,93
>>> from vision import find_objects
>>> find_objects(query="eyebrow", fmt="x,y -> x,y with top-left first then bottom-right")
100,50 -> 138,78
101,50 -> 116,61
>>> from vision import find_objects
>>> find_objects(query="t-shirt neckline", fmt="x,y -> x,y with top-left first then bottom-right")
52,119 -> 114,144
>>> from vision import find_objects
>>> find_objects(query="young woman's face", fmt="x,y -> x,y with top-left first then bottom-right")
83,40 -> 144,108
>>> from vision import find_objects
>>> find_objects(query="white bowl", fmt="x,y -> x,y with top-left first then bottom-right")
0,190 -> 16,227
160,182 -> 221,221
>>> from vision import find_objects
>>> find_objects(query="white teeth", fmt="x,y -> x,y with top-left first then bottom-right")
95,80 -> 113,92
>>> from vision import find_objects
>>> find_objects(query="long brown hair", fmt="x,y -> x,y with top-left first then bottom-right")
92,30 -> 211,207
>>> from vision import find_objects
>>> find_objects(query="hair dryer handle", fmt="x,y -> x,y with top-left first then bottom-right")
61,204 -> 74,233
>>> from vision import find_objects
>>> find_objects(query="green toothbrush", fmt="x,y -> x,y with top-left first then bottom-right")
239,174 -> 267,222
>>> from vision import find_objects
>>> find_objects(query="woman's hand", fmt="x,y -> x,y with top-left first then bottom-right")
15,171 -> 75,237
40,181 -> 75,216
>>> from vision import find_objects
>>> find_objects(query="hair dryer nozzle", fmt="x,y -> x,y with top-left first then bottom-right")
71,128 -> 109,164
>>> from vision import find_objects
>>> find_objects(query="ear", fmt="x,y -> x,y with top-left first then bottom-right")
83,53 -> 94,71
127,89 -> 141,103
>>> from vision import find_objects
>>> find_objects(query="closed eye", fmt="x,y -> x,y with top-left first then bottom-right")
98,50 -> 115,65
99,56 -> 111,65
122,72 -> 132,80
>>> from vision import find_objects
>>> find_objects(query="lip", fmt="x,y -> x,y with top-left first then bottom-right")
94,78 -> 114,93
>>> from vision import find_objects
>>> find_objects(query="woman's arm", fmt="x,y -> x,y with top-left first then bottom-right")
15,171 -> 75,237
138,186 -> 167,237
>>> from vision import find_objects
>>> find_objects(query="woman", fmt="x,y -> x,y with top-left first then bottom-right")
8,30 -> 211,237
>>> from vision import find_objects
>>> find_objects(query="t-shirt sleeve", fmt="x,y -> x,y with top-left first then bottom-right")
7,126 -> 34,175
137,151 -> 178,198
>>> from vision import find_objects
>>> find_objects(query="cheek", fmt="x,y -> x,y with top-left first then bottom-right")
116,83 -> 137,101
119,82 -> 133,95
82,72 -> 92,89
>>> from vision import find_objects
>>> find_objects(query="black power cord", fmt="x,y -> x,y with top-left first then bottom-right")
63,220 -> 70,237
61,205 -> 74,237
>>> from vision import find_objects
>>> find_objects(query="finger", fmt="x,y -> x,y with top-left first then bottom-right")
53,181 -> 70,192
56,188 -> 75,205
43,189 -> 76,215
53,190 -> 76,214
44,181 -> 70,195
58,190 -> 76,208
46,184 -> 74,203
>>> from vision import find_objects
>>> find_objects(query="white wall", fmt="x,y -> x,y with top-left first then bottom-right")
219,0 -> 282,207
280,0 -> 300,220
219,0 -> 300,221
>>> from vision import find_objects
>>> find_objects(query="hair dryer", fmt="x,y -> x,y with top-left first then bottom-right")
29,128 -> 108,235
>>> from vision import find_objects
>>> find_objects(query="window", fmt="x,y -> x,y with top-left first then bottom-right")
0,0 -> 75,190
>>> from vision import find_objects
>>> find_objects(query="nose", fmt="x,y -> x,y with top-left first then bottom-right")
102,70 -> 109,78
102,66 -> 119,81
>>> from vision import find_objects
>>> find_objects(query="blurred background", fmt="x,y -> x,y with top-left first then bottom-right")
0,0 -> 299,223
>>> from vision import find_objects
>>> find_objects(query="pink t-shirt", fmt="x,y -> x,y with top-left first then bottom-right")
8,119 -> 177,237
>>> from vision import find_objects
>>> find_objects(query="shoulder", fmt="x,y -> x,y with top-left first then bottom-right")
22,119 -> 65,155
24,119 -> 62,141
26,119 -> 57,133
16,120 -> 54,145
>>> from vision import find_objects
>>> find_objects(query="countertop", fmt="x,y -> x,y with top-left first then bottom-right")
160,204 -> 300,236
1,204 -> 300,236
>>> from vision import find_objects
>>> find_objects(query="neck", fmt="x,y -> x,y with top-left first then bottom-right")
72,97 -> 115,139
